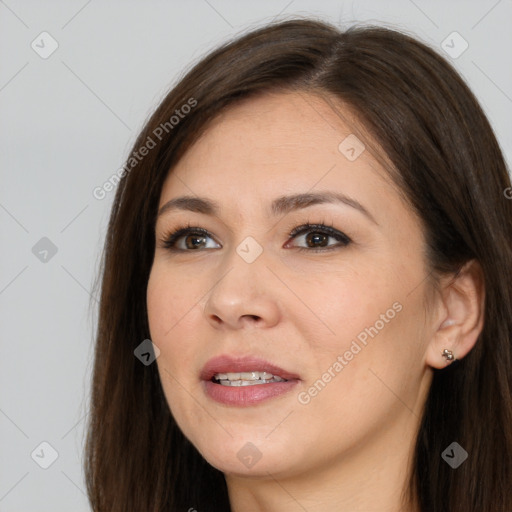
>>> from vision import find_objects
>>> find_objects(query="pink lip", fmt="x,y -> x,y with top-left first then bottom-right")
201,355 -> 301,407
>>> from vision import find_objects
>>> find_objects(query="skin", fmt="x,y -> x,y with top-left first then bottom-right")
146,91 -> 485,512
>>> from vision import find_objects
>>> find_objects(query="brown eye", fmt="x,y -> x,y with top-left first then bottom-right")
304,232 -> 329,248
184,233 -> 207,249
287,224 -> 351,252
161,227 -> 220,251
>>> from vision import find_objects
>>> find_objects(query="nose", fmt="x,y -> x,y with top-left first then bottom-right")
203,249 -> 281,330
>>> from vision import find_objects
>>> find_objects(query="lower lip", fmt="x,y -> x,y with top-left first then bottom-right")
203,379 -> 299,406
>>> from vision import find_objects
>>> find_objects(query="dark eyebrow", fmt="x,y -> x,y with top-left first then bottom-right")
157,192 -> 377,225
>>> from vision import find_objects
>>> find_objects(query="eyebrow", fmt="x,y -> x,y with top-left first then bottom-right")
157,192 -> 377,225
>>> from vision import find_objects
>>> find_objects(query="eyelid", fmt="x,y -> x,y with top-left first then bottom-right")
284,223 -> 351,252
159,225 -> 220,251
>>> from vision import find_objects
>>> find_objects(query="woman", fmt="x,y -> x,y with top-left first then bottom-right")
85,17 -> 512,511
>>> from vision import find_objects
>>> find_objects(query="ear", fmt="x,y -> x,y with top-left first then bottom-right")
426,259 -> 485,369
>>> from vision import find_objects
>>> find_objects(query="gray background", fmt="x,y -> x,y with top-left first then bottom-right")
1,0 -> 511,510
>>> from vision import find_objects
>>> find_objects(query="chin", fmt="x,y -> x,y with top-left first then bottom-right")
191,431 -> 303,478
202,446 -> 289,477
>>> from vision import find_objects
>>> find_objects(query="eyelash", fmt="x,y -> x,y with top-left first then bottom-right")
158,220 -> 352,254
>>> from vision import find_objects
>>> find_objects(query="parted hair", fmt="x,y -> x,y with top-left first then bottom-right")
85,17 -> 512,511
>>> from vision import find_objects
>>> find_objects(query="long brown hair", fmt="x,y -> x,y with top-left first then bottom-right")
85,17 -> 512,511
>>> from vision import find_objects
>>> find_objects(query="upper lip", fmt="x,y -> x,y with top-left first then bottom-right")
200,355 -> 301,381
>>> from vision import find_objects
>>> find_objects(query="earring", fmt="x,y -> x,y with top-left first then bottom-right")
442,349 -> 455,361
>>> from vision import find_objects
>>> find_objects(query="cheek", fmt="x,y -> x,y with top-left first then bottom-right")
147,268 -> 203,422
298,265 -> 391,343
146,272 -> 174,338
146,267 -> 200,382
147,265 -> 198,338
298,264 -> 419,383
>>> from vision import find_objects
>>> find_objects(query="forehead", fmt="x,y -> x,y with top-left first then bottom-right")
157,91 -> 410,226
179,92 -> 370,173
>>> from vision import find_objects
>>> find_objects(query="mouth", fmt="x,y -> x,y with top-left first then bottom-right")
200,355 -> 301,406
212,371 -> 288,386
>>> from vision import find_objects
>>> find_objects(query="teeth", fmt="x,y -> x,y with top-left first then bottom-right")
213,371 -> 287,386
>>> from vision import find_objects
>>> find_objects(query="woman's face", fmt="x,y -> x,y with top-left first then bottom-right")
147,91 -> 437,480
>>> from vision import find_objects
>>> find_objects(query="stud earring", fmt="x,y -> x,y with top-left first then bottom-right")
442,349 -> 455,361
